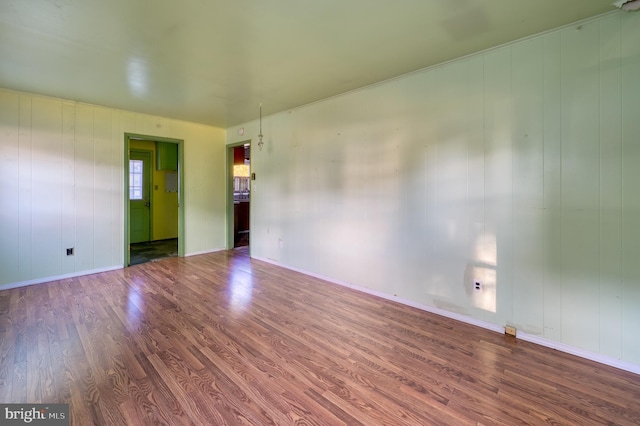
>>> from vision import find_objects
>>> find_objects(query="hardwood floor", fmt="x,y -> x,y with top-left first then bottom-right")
1,248 -> 639,425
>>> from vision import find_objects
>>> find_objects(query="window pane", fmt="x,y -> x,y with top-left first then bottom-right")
129,160 -> 144,200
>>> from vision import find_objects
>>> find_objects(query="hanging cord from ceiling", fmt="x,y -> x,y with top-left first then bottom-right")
258,103 -> 264,151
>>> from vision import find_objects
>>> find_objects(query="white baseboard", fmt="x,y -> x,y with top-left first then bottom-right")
0,246 -> 227,290
0,265 -> 124,291
516,331 -> 640,375
254,256 -> 640,376
185,247 -> 226,257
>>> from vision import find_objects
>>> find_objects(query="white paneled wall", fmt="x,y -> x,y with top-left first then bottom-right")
621,11 -> 640,365
228,11 -> 640,367
0,90 -> 226,288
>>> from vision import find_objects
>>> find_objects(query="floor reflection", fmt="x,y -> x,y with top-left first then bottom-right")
127,278 -> 145,327
228,248 -> 253,313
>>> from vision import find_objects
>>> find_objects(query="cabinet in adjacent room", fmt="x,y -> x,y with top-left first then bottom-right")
156,142 -> 178,171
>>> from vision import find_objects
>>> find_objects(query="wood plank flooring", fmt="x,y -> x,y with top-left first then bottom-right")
1,247 -> 639,425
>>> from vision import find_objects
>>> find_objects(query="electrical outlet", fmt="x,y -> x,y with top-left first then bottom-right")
474,281 -> 482,292
66,248 -> 74,256
505,325 -> 517,337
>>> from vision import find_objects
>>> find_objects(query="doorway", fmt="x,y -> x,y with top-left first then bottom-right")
125,133 -> 185,266
227,142 -> 251,249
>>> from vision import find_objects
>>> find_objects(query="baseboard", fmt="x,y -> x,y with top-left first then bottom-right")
0,247 -> 226,290
0,265 -> 124,291
254,256 -> 504,335
185,247 -> 226,257
516,331 -> 640,375
253,256 -> 640,376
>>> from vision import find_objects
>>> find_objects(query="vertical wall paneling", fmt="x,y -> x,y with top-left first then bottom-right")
74,105 -> 95,272
185,125 -> 203,255
598,14 -> 623,360
180,123 -> 226,256
111,110 -> 123,264
93,107 -> 115,268
482,48 -> 513,327
263,113 -> 281,265
121,111 -> 136,138
396,73 -> 429,302
511,38 -> 545,335
466,56 -> 489,320
434,61 -> 471,309
226,11 -> 640,367
18,95 -> 33,281
206,125 -> 227,253
61,101 -> 76,275
278,113 -> 301,273
560,20 -> 601,353
332,97 -> 353,283
621,12 -> 640,365
360,81 -> 406,293
286,111 -> 312,273
423,67 -> 439,304
0,89 -> 227,289
0,91 -> 21,284
30,97 -> 63,280
245,117 -> 265,260
542,31 -> 563,343
300,100 -> 338,279
120,112 -> 135,266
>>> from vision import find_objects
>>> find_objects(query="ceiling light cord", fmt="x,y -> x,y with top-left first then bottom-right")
258,103 -> 264,151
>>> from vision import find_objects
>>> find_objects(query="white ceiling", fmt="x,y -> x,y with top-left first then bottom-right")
0,1 -> 617,128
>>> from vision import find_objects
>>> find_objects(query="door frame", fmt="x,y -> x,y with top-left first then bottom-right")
124,133 -> 185,266
226,140 -> 251,250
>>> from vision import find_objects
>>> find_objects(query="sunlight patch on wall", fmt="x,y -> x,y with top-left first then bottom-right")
465,232 -> 497,313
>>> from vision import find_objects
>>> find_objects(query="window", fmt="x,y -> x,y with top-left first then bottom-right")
129,160 -> 143,200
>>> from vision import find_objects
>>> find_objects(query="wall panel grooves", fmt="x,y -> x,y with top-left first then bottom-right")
0,90 -> 226,289
227,10 -> 640,367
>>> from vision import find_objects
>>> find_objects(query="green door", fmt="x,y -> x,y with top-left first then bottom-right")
129,150 -> 151,244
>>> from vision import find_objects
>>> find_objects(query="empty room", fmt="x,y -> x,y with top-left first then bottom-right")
1,1 -> 640,424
